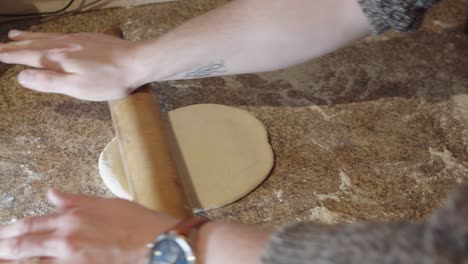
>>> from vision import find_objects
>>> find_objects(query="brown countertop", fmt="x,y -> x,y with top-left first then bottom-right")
1,0 -> 467,226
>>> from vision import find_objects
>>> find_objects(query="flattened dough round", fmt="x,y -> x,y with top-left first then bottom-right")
99,104 -> 274,209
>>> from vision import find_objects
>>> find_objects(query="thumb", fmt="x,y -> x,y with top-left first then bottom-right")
17,69 -> 74,96
47,189 -> 99,210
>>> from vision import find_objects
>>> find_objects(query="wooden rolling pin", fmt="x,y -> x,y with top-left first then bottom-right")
103,27 -> 192,219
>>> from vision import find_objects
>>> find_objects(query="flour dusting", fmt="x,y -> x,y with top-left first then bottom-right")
339,170 -> 352,190
20,164 -> 45,180
429,147 -> 468,172
274,189 -> 284,202
0,160 -> 50,224
309,206 -> 340,224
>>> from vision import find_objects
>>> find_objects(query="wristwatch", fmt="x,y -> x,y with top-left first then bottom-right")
147,217 -> 210,264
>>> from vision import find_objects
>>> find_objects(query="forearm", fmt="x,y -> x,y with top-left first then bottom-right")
195,221 -> 272,264
135,0 -> 372,83
0,0 -> 371,100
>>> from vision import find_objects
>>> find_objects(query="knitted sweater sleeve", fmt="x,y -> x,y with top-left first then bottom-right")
357,0 -> 441,34
260,184 -> 468,264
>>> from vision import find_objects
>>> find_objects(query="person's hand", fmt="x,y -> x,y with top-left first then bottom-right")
0,189 -> 177,264
0,30 -> 149,101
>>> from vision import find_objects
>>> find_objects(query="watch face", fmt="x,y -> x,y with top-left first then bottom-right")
150,235 -> 195,264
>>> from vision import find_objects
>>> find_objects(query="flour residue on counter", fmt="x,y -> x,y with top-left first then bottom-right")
0,160 -> 51,224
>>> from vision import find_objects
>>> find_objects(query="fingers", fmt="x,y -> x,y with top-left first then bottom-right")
38,258 -> 59,264
39,258 -> 58,264
17,69 -> 74,95
0,234 -> 61,260
0,39 -> 72,53
0,40 -> 77,70
0,49 -> 45,69
0,257 -> 58,264
17,70 -> 97,101
0,214 -> 60,240
9,30 -> 64,41
0,257 -> 57,263
47,189 -> 99,210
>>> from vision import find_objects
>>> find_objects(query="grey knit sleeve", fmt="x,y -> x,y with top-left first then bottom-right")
357,0 -> 441,34
261,184 -> 468,264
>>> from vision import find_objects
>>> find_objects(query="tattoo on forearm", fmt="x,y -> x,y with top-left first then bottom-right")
184,61 -> 227,78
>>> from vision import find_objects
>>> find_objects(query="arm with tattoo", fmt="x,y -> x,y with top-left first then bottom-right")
137,0 -> 372,84
182,61 -> 227,79
0,0 -> 371,101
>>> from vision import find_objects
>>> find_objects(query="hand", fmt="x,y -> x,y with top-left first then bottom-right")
0,189 -> 177,264
0,30 -> 148,101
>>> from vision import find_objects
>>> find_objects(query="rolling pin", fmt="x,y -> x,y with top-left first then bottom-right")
102,27 -> 192,219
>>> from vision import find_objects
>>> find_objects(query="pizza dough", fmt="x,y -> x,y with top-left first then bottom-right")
99,104 -> 274,210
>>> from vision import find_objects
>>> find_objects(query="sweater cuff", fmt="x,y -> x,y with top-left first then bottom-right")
357,0 -> 441,34
426,184 -> 468,262
261,220 -> 429,264
260,221 -> 311,264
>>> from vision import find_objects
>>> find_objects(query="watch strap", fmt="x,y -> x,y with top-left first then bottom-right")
169,216 -> 210,237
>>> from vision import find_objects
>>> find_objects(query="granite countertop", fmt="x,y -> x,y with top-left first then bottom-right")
0,0 -> 467,226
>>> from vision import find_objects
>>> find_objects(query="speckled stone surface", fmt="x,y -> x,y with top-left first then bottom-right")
0,0 -> 467,226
